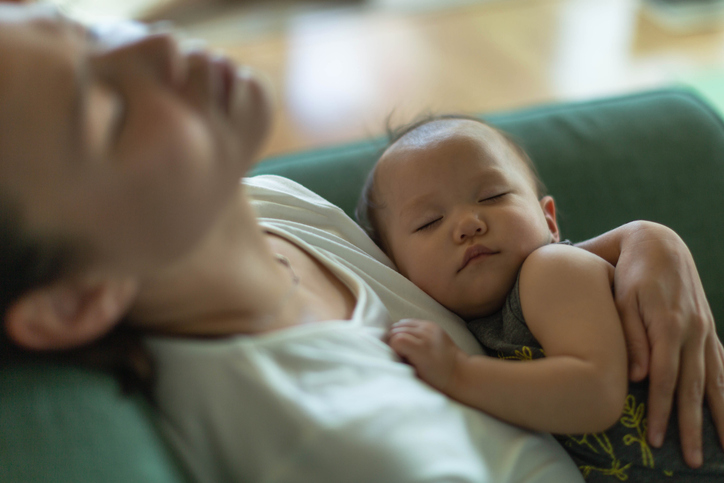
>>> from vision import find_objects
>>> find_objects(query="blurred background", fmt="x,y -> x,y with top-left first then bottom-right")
44,0 -> 724,158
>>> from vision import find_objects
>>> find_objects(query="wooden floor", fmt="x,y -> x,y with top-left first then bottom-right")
153,0 -> 724,158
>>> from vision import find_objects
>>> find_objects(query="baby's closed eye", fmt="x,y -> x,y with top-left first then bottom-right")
477,192 -> 509,204
415,217 -> 442,232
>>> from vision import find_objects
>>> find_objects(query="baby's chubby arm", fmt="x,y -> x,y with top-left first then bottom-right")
389,244 -> 628,435
576,221 -> 721,468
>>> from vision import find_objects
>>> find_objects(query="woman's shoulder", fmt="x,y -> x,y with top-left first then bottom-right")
244,175 -> 338,209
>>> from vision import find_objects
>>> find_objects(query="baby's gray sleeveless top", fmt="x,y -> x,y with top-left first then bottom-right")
465,248 -> 723,482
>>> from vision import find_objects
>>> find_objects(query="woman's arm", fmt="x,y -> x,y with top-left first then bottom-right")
575,220 -> 724,468
389,244 -> 628,434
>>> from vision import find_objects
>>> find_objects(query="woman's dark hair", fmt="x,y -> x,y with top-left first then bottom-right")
355,113 -> 547,251
0,195 -> 153,397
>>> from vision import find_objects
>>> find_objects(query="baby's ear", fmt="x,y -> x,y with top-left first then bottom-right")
539,196 -> 560,243
4,276 -> 139,351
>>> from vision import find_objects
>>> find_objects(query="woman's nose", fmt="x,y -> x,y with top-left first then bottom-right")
93,33 -> 184,87
454,211 -> 487,242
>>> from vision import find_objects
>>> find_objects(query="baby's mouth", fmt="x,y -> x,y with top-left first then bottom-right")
459,244 -> 499,272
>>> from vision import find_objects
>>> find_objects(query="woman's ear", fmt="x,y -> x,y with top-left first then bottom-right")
4,276 -> 139,351
539,195 -> 560,243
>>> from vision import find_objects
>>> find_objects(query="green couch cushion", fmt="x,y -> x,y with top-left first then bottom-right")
253,88 -> 724,336
0,361 -> 188,483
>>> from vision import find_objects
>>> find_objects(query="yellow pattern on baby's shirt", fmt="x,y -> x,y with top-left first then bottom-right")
561,393 -> 658,481
565,429 -> 632,480
495,353 -> 677,480
619,395 -> 654,468
573,394 -> 683,480
496,346 -> 542,360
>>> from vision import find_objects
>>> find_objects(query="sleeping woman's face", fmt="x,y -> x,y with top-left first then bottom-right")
0,4 -> 272,274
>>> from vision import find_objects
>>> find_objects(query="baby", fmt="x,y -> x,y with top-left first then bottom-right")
356,115 -> 723,481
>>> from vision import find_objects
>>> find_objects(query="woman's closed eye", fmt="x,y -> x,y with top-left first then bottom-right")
97,85 -> 127,147
108,90 -> 127,143
85,81 -> 128,154
415,217 -> 442,232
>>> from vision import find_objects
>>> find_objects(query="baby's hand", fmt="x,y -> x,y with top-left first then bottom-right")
388,319 -> 464,392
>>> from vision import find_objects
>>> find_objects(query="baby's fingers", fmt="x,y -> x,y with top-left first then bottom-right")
388,331 -> 424,359
390,320 -> 435,339
391,318 -> 432,330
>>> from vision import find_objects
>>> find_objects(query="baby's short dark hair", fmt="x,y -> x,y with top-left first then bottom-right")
355,114 -> 547,251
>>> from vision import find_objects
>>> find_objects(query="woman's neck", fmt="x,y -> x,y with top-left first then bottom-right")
127,186 -> 307,337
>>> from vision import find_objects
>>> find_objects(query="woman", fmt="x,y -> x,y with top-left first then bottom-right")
0,3 -> 721,481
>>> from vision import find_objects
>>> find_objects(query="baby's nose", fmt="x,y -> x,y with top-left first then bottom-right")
456,213 -> 486,241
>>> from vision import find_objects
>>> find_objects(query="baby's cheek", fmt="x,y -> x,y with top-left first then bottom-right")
385,234 -> 409,270
410,266 -> 454,306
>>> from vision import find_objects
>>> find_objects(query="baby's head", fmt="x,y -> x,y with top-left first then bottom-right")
357,115 -> 560,318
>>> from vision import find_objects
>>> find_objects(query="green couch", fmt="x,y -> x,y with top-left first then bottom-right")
2,88 -> 722,482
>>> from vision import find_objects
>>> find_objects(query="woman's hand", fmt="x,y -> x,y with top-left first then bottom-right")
587,221 -> 724,468
388,319 -> 463,392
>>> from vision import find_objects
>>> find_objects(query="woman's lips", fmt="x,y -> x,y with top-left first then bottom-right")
458,244 -> 499,272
